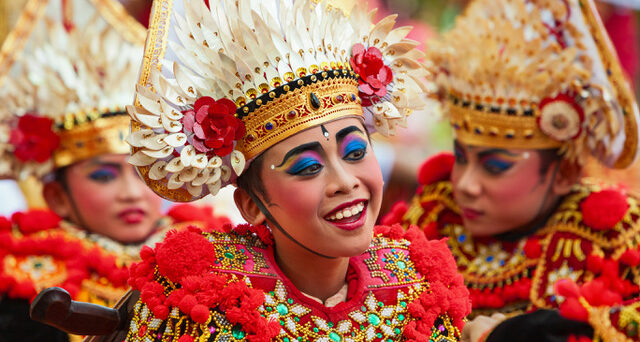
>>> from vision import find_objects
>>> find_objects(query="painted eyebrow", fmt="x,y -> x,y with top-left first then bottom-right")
85,161 -> 122,170
275,142 -> 323,168
336,126 -> 364,143
477,148 -> 520,159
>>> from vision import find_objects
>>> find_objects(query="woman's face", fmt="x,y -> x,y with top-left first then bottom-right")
259,117 -> 384,257
59,154 -> 163,243
451,141 -> 557,237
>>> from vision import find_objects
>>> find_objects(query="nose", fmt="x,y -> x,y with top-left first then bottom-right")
117,167 -> 146,202
325,161 -> 360,197
455,165 -> 482,198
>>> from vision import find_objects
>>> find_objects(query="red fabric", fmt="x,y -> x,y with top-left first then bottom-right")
605,9 -> 639,87
417,152 -> 455,185
9,114 -> 60,163
380,201 -> 408,226
580,189 -> 629,230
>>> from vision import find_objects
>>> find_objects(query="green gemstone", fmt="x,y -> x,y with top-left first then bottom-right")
313,327 -> 319,333
361,306 -> 367,312
385,319 -> 391,325
329,332 -> 342,342
224,252 -> 235,259
400,301 -> 407,308
284,338 -> 290,342
294,317 -> 300,322
398,314 -> 405,322
376,333 -> 383,338
378,301 -> 384,307
387,339 -> 393,342
266,307 -> 272,312
297,337 -> 303,341
368,313 -> 381,326
276,303 -> 289,315
232,326 -> 245,339
327,322 -> 333,328
280,320 -> 284,326
287,298 -> 294,304
397,261 -> 406,269
34,262 -> 43,268
394,328 -> 401,335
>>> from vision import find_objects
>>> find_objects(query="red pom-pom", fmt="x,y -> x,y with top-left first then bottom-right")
620,249 -> 640,267
0,217 -> 11,232
380,201 -> 408,226
523,238 -> 542,258
152,305 -> 169,320
555,279 -> 581,299
190,304 -> 210,323
586,254 -> 604,273
417,152 -> 455,185
580,190 -> 629,230
155,230 -> 217,283
9,280 -> 36,299
423,222 -> 440,240
559,297 -> 589,322
178,294 -> 197,314
12,210 -> 61,234
178,335 -> 194,342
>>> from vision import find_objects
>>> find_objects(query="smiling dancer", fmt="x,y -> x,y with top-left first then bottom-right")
0,1 -> 228,341
383,0 -> 640,324
81,0 -> 475,341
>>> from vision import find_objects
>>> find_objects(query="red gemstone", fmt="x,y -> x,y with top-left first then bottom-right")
138,324 -> 148,337
246,134 -> 256,142
287,111 -> 296,119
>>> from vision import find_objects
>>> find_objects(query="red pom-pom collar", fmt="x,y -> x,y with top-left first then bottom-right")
580,189 -> 629,231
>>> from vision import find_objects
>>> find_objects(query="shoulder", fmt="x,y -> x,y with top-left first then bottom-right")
372,225 -> 471,333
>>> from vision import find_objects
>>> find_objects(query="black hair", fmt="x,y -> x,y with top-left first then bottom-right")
53,165 -> 70,191
236,152 -> 270,203
537,148 -> 562,177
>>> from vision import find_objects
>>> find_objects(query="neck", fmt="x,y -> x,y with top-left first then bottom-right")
495,194 -> 564,242
273,235 -> 350,302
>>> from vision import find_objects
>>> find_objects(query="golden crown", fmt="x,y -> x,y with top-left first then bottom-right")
128,0 -> 430,202
430,0 -> 639,168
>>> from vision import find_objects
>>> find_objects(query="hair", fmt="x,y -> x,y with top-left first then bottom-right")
53,165 -> 70,191
236,153 -> 270,203
537,148 -> 562,176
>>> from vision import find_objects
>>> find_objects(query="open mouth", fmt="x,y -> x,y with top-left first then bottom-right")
324,200 -> 368,230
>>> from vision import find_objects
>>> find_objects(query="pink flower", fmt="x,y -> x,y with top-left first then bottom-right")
182,97 -> 245,157
350,44 -> 394,106
9,114 -> 59,163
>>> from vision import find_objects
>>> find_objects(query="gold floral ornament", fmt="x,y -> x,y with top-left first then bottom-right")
0,0 -> 144,180
128,0 -> 431,202
429,0 -> 639,168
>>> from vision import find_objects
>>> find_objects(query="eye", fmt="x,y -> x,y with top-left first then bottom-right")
454,148 -> 467,165
342,140 -> 367,161
286,157 -> 324,176
482,159 -> 514,175
88,169 -> 118,183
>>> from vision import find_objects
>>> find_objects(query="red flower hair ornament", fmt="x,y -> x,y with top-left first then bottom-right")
350,44 -> 394,106
9,114 -> 59,163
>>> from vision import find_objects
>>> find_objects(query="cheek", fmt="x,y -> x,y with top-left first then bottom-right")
267,178 -> 323,217
68,178 -> 117,217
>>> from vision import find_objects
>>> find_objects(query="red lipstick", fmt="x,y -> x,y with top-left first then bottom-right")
118,208 -> 146,224
324,199 -> 368,231
462,207 -> 483,220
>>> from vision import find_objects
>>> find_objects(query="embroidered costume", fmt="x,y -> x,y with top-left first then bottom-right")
383,0 -> 640,318
123,225 -> 468,342
116,0 -> 471,340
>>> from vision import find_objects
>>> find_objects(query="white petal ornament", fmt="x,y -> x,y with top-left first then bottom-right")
149,161 -> 169,180
180,145 -> 196,166
167,172 -> 184,190
129,151 -> 156,167
163,133 -> 188,147
230,150 -> 245,176
538,95 -> 584,141
165,157 -> 185,172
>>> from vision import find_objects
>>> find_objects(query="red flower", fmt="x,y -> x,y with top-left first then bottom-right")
417,152 -> 455,185
580,189 -> 629,230
9,114 -> 59,163
350,44 -> 393,106
182,97 -> 245,157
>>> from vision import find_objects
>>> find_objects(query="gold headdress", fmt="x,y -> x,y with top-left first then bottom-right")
430,0 -> 639,168
129,0 -> 430,201
0,0 -> 145,179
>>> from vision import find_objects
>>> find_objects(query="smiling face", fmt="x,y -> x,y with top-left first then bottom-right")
44,154 -> 164,244
247,117 -> 384,258
451,141 -> 562,237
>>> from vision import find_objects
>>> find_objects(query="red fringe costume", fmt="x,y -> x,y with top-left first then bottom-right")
383,153 -> 640,317
123,224 -> 471,342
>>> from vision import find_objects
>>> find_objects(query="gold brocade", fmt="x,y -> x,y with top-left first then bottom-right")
53,114 -> 130,169
238,74 -> 362,159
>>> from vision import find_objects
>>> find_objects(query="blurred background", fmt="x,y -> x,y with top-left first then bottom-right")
0,0 -> 639,220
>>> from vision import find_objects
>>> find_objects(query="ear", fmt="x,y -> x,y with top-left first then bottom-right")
42,181 -> 73,218
551,159 -> 581,196
233,188 -> 266,225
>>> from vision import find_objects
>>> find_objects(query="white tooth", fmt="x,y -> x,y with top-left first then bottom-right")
336,212 -> 344,219
343,209 -> 353,218
330,216 -> 336,221
351,208 -> 359,216
359,203 -> 365,210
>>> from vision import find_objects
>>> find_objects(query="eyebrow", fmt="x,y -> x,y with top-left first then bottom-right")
336,126 -> 364,142
85,160 -> 122,170
275,142 -> 323,168
477,148 -> 520,158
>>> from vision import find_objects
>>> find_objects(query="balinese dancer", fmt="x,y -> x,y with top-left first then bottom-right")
383,0 -> 640,320
0,1 -> 228,341
73,0 -> 475,341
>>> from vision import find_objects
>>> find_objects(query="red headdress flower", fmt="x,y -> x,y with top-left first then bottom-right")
9,114 -> 59,163
350,44 -> 394,106
182,97 -> 246,157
